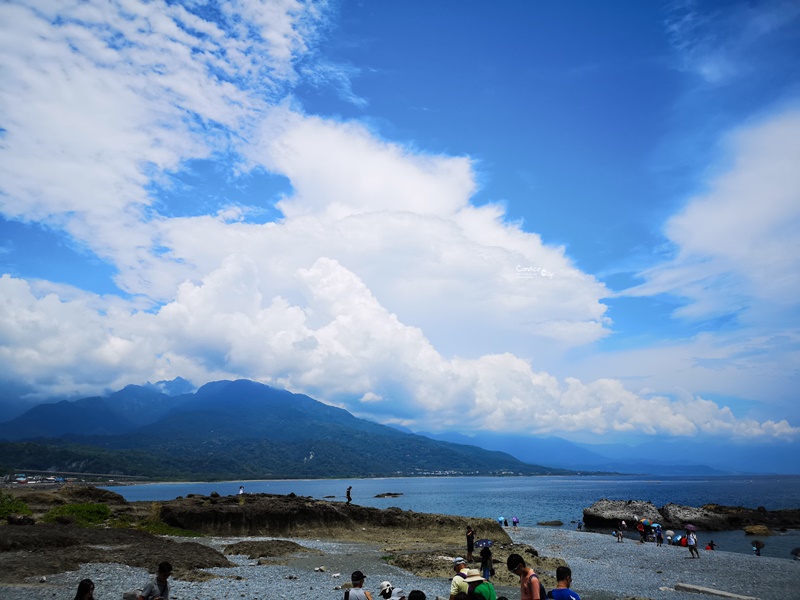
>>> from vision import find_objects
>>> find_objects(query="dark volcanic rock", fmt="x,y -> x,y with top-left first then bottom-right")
0,523 -> 231,583
158,492 -> 510,541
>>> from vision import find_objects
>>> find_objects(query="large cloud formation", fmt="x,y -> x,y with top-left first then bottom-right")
0,0 -> 796,440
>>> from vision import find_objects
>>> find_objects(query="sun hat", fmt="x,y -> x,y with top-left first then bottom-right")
351,571 -> 366,582
464,569 -> 484,583
390,587 -> 406,599
379,581 -> 393,593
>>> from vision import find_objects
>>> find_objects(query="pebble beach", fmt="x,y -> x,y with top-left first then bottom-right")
1,525 -> 797,600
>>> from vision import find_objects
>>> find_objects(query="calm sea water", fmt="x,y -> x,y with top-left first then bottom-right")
103,474 -> 800,560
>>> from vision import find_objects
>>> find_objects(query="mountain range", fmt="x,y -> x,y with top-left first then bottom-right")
0,379 -> 570,480
0,379 -> 796,477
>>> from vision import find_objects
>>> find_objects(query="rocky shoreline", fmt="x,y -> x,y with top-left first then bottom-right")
583,498 -> 800,532
1,485 -> 799,600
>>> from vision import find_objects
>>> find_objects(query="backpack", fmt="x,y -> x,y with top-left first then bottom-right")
526,571 -> 547,599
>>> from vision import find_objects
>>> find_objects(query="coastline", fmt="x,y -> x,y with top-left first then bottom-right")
3,483 -> 800,599
1,525 -> 797,600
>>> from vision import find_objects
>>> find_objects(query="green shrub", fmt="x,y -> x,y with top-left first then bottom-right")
43,502 -> 111,526
0,491 -> 32,519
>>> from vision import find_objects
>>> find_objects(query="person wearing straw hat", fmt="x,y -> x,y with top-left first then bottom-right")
464,569 -> 496,600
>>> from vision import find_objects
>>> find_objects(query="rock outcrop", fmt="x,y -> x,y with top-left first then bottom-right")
582,499 -> 661,528
659,503 -> 729,530
159,492 -> 510,543
583,499 -> 800,531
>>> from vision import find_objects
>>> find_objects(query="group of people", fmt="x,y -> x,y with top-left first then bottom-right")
463,523 -> 581,600
494,516 -> 520,529
614,519 -> 723,560
450,552 -> 581,600
73,561 -> 173,600
345,570 -> 426,600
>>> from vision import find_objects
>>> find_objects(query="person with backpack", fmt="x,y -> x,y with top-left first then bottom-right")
464,569 -> 496,600
506,553 -> 545,600
450,557 -> 469,600
545,566 -> 580,599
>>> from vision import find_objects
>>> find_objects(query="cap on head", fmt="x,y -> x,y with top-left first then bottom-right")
380,581 -> 393,593
453,557 -> 466,567
351,571 -> 366,582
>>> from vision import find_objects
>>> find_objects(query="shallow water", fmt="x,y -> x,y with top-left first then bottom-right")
103,474 -> 800,560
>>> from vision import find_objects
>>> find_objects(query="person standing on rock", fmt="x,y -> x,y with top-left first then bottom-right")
466,525 -> 475,562
346,486 -> 353,504
480,544 -> 494,580
450,557 -> 469,600
138,561 -> 172,600
346,571 -> 372,600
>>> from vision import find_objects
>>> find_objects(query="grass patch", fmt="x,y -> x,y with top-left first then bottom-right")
0,491 -> 32,519
43,502 -> 111,526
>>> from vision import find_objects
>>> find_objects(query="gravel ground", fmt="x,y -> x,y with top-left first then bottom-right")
0,527 -> 797,600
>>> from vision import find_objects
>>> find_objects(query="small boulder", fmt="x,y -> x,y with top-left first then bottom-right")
743,525 -> 772,536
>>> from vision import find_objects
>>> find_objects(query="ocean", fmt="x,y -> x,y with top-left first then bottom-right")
103,474 -> 800,560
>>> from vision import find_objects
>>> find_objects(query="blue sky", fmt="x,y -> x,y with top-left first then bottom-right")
1,0 -> 799,451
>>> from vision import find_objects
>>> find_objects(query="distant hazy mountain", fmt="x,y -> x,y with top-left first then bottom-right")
419,430 -> 798,475
0,380 -> 570,480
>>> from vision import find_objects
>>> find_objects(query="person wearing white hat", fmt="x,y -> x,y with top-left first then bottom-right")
449,558 -> 469,600
389,588 -> 406,600
379,581 -> 394,600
